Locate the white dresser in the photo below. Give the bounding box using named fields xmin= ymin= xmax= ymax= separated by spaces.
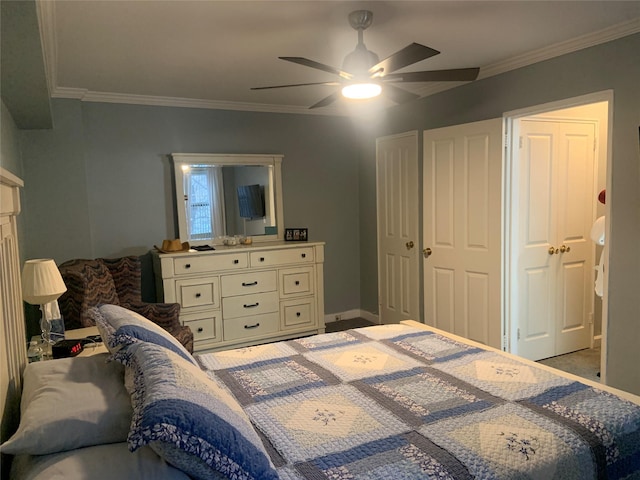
xmin=152 ymin=242 xmax=325 ymax=352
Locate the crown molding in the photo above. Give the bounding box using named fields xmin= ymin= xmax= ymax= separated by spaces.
xmin=479 ymin=17 xmax=640 ymax=79
xmin=415 ymin=17 xmax=640 ymax=98
xmin=35 ymin=0 xmax=57 ymax=96
xmin=46 ymin=15 xmax=639 ymax=115
xmin=50 ymin=86 xmax=347 ymax=116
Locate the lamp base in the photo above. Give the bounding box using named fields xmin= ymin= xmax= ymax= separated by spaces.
xmin=39 ymin=306 xmax=54 ymax=359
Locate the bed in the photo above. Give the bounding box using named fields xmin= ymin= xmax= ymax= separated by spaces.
xmin=2 ymin=304 xmax=639 ymax=480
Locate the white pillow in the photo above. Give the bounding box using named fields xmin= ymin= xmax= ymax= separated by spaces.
xmin=10 ymin=443 xmax=192 ymax=480
xmin=0 ymin=353 xmax=132 ymax=455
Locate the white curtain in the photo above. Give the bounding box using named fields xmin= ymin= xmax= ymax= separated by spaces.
xmin=186 ymin=166 xmax=226 ymax=240
xmin=208 ymin=166 xmax=226 ymax=239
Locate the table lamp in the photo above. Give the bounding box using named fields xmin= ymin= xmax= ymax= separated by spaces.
xmin=21 ymin=259 xmax=67 ymax=345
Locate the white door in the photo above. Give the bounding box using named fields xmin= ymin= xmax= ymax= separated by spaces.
xmin=515 ymin=119 xmax=595 ymax=360
xmin=423 ymin=119 xmax=503 ymax=348
xmin=376 ymin=131 xmax=420 ymax=324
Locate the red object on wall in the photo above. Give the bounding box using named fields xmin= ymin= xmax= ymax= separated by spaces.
xmin=598 ymin=189 xmax=606 ymax=204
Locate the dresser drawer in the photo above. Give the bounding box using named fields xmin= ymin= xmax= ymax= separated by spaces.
xmin=182 ymin=310 xmax=222 ymax=342
xmin=281 ymin=298 xmax=316 ymax=330
xmin=173 ymin=253 xmax=248 ymax=275
xmin=222 ymin=291 xmax=279 ymax=319
xmin=175 ymin=277 xmax=220 ymax=309
xmin=221 ymin=270 xmax=277 ymax=297
xmin=223 ymin=312 xmax=279 ymax=342
xmin=279 ymin=266 xmax=314 ymax=297
xmin=249 ymin=247 xmax=314 ymax=267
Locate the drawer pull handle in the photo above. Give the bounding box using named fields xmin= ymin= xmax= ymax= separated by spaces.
xmin=233 ymin=259 xmax=239 ymax=264
xmin=242 ymin=281 xmax=258 ymax=287
xmin=197 ymin=327 xmax=204 ymax=333
xmin=295 ymin=280 xmax=300 ymax=285
xmin=296 ymin=312 xmax=301 ymax=317
xmin=195 ymin=293 xmax=201 ymax=298
xmin=243 ymin=302 xmax=260 ymax=308
xmin=259 ymin=257 xmax=265 ymax=262
xmin=301 ymin=253 xmax=306 ymax=258
xmin=244 ymin=323 xmax=260 ymax=329
xmin=185 ymin=264 xmax=191 ymax=269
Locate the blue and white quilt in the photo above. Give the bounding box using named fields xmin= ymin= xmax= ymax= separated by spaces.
xmin=197 ymin=324 xmax=640 ymax=479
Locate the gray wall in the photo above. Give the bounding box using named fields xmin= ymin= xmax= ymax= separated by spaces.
xmin=1 ymin=101 xmax=22 ymax=177
xmin=0 ymin=100 xmax=27 ymax=268
xmin=358 ymin=34 xmax=640 ymax=395
xmin=19 ymin=99 xmax=362 ymax=316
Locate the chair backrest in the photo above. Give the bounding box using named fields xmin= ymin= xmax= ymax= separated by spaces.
xmin=100 ymin=256 xmax=142 ymax=305
xmin=58 ymin=258 xmax=120 ymax=329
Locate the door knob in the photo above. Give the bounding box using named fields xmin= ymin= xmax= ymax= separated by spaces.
xmin=548 ymin=246 xmax=559 ymax=255
xmin=559 ymin=244 xmax=571 ymax=253
xmin=406 ymin=241 xmax=415 ymax=250
xmin=423 ymin=247 xmax=432 ymax=258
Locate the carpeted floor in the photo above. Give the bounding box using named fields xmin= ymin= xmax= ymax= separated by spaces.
xmin=537 ymin=347 xmax=601 ymax=383
xmin=325 ymin=317 xmax=376 ymax=333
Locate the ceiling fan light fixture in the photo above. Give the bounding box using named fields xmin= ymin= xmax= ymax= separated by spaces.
xmin=342 ymin=82 xmax=382 ymax=100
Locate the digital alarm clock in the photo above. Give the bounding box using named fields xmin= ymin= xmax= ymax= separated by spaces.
xmin=52 ymin=339 xmax=84 ymax=359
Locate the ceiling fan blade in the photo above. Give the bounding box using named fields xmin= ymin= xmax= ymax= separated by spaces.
xmin=251 ymin=81 xmax=341 ymax=90
xmin=382 ymin=84 xmax=420 ymax=104
xmin=280 ymin=57 xmax=353 ymax=80
xmin=384 ymin=67 xmax=480 ymax=83
xmin=309 ymin=91 xmax=341 ymax=109
xmin=369 ymin=43 xmax=440 ymax=77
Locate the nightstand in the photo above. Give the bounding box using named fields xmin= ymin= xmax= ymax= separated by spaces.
xmin=66 ymin=326 xmax=108 ymax=357
xmin=31 ymin=326 xmax=108 ymax=359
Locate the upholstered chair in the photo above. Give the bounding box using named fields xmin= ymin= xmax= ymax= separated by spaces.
xmin=58 ymin=256 xmax=194 ymax=353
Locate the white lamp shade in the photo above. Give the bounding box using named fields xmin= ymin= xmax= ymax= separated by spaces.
xmin=21 ymin=259 xmax=67 ymax=305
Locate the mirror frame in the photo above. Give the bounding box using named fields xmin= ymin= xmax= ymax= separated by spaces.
xmin=172 ymin=153 xmax=284 ymax=244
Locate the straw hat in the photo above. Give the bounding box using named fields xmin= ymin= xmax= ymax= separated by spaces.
xmin=154 ymin=239 xmax=190 ymax=253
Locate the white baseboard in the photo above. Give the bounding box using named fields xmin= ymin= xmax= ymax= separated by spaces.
xmin=324 ymin=309 xmax=380 ymax=325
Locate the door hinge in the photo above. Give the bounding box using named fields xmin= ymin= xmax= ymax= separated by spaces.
xmin=594 ymin=138 xmax=597 ymax=151
xmin=517 ymin=328 xmax=521 ymax=340
xmin=504 ymin=132 xmax=509 ymax=149
xmin=502 ymin=334 xmax=509 ymax=351
xmin=519 ymin=136 xmax=523 ymax=149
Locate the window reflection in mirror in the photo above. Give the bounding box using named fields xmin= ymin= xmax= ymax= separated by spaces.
xmin=172 ymin=154 xmax=284 ymax=245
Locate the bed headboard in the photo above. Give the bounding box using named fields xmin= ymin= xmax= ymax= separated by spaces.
xmin=0 ymin=167 xmax=27 ymax=469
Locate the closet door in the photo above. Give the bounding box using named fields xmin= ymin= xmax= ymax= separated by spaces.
xmin=423 ymin=119 xmax=503 ymax=348
xmin=376 ymin=132 xmax=420 ymax=324
xmin=516 ymin=120 xmax=595 ymax=360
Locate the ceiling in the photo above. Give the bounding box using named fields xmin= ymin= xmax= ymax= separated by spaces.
xmin=23 ymin=1 xmax=640 ymax=117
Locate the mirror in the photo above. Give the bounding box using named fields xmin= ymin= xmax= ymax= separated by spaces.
xmin=172 ymin=154 xmax=284 ymax=244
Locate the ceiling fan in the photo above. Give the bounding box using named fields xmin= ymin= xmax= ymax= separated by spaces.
xmin=251 ymin=10 xmax=480 ymax=109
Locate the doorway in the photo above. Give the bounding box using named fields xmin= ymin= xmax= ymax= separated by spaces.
xmin=504 ymin=93 xmax=610 ymax=378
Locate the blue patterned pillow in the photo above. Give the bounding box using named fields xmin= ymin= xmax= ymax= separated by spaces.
xmin=114 ymin=342 xmax=278 ymax=480
xmin=94 ymin=304 xmax=196 ymax=365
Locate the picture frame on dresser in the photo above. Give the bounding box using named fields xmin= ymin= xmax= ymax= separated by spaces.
xmin=284 ymin=228 xmax=308 ymax=241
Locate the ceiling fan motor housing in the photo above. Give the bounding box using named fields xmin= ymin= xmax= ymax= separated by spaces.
xmin=342 ymin=45 xmax=379 ymax=75
xmin=343 ymin=10 xmax=379 ymax=75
